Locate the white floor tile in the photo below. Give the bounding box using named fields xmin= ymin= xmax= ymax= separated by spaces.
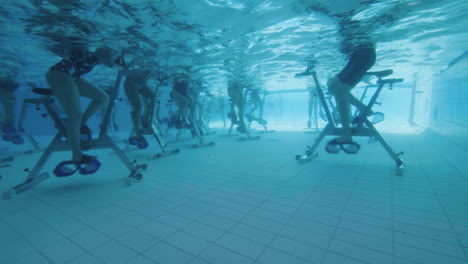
xmin=166 ymin=231 xmax=211 ymax=255
xmin=328 ymin=239 xmax=393 ymax=264
xmin=0 ymin=238 xmax=36 ymax=264
xmin=116 ymin=229 xmax=160 ymax=253
xmin=215 ymin=232 xmax=265 ymax=260
xmin=269 ymin=235 xmax=326 ymax=263
xmin=2 ymin=131 xmax=468 ymax=264
xmin=182 ymin=221 xmax=225 ymax=242
xmin=199 ymin=244 xmax=253 ymax=264
xmin=229 ymin=223 xmax=276 ymax=245
xmin=137 ymin=220 xmax=178 ymax=240
xmin=67 ymin=253 xmax=104 ymax=264
xmin=40 ymin=238 xmax=86 ymax=264
xmin=322 ymin=252 xmax=366 ymax=264
xmin=90 ymin=240 xmax=138 ymax=264
xmin=257 ymin=247 xmax=311 ymax=264
xmin=144 ymin=242 xmax=193 ymax=264
xmin=10 ymin=252 xmax=52 ymax=264
xmin=69 ymin=228 xmax=111 ymax=251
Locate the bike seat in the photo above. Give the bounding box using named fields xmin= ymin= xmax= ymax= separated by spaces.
xmin=365 ymin=70 xmax=393 ymax=78
xmin=379 ymin=78 xmax=404 ymax=85
xmin=33 ymin=88 xmax=53 ymax=96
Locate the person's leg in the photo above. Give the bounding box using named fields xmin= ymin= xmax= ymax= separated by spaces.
xmin=338 ymin=48 xmax=377 ymax=118
xmin=328 ymin=76 xmax=353 ymax=142
xmin=347 ymin=93 xmax=378 ymax=118
xmin=347 ymin=93 xmax=367 ymax=113
xmin=221 ymin=108 xmax=226 ymax=127
xmin=169 ymin=91 xmax=180 ymax=119
xmin=124 ymin=81 xmax=143 ymax=136
xmin=0 ymin=88 xmax=16 ymax=128
xmin=97 ymin=88 xmax=117 ymax=134
xmin=186 ymin=95 xmax=195 ymax=123
xmin=171 ymin=90 xmax=190 ymax=122
xmin=227 ymin=89 xmax=239 ymax=123
xmin=140 ymin=85 xmax=155 ymax=126
xmin=188 ymin=96 xmax=200 ymax=136
xmin=249 ymin=92 xmax=261 ymax=117
xmin=236 ymin=90 xmax=247 ymax=133
xmin=328 ymin=47 xmax=376 ymax=142
xmin=237 ymin=90 xmax=246 ymax=125
xmin=249 ymin=101 xmax=259 ymax=117
xmin=46 ymin=71 xmax=83 ymax=161
xmin=78 ymin=79 xmax=109 ymax=126
xmin=140 ymin=84 xmax=155 ymax=100
xmin=218 ymin=97 xmax=226 ymax=127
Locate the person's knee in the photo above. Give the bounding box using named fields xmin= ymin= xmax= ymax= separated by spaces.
xmin=97 ymin=91 xmax=109 ymax=106
xmin=131 ymin=101 xmax=142 ymax=114
xmin=141 ymin=86 xmax=154 ymax=98
xmin=329 ymin=76 xmax=352 ymax=98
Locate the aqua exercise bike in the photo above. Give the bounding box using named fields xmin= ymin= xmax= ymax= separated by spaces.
xmin=126 ymin=85 xmax=180 ymax=159
xmin=3 ymin=70 xmax=147 ymax=200
xmin=295 ymin=70 xmax=404 ymax=175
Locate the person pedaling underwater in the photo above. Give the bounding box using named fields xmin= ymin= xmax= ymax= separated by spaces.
xmin=227 ymin=79 xmax=247 ymax=133
xmin=0 ymin=76 xmax=25 ymax=145
xmin=245 ymin=88 xmax=267 ymax=125
xmin=326 ymin=17 xmax=384 ymax=154
xmin=123 ymin=68 xmax=155 ymax=149
xmin=46 ymin=43 xmax=124 ymax=177
xmin=216 ymin=91 xmax=227 ymax=128
xmin=170 ymin=77 xmax=194 ymax=130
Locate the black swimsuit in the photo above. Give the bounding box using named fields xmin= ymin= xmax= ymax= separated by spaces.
xmin=337 ymin=17 xmax=376 ymax=87
xmin=49 ymin=48 xmax=100 ymax=81
xmin=173 ymin=80 xmax=189 ymax=96
xmin=0 ymin=79 xmax=19 ymax=92
xmin=338 ymin=45 xmax=376 ymax=87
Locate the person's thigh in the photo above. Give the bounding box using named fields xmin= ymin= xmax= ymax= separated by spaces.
xmin=171 ymin=90 xmax=189 ymax=107
xmin=139 ymin=84 xmax=154 ymax=99
xmin=124 ymin=82 xmax=142 ymax=110
xmin=46 ymin=71 xmax=81 ymax=118
xmin=78 ymin=79 xmax=108 ymax=102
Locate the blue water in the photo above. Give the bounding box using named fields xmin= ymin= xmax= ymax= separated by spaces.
xmin=1 ymin=1 xmax=468 ymax=264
